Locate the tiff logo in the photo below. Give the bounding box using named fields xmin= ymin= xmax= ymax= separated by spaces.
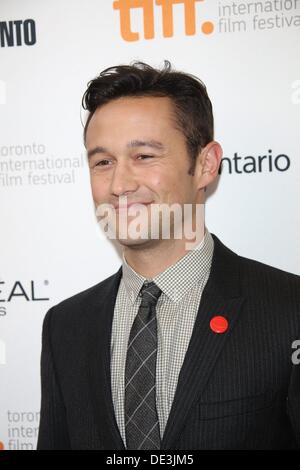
xmin=113 ymin=0 xmax=214 ymax=41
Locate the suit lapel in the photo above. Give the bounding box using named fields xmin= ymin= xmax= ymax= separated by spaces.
xmin=161 ymin=234 xmax=245 ymax=449
xmin=87 ymin=267 xmax=125 ymax=450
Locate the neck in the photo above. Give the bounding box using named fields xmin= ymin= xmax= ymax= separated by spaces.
xmin=123 ymin=228 xmax=206 ymax=278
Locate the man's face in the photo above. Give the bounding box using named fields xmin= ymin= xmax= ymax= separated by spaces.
xmin=85 ymin=96 xmax=203 ymax=247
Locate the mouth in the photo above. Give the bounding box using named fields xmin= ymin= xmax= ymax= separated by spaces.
xmin=114 ymin=201 xmax=153 ymax=210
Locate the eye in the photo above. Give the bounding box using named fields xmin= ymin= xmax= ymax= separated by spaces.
xmin=137 ymin=154 xmax=154 ymax=160
xmin=95 ymin=159 xmax=111 ymax=167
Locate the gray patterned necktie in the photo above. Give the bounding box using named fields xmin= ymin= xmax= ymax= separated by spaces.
xmin=125 ymin=280 xmax=162 ymax=450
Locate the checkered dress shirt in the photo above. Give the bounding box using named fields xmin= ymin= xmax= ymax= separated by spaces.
xmin=110 ymin=228 xmax=214 ymax=446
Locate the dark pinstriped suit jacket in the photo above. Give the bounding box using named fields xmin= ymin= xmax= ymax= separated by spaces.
xmin=37 ymin=233 xmax=300 ymax=449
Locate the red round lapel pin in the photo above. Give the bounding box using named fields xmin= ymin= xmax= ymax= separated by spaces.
xmin=210 ymin=316 xmax=228 ymax=334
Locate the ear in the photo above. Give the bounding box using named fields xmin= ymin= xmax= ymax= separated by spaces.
xmin=194 ymin=141 xmax=223 ymax=190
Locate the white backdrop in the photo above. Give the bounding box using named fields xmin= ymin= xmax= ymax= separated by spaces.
xmin=0 ymin=0 xmax=299 ymax=450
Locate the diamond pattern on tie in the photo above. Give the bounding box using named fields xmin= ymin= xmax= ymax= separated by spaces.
xmin=125 ymin=281 xmax=162 ymax=450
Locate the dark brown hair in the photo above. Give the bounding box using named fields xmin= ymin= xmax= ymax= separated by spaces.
xmin=82 ymin=60 xmax=214 ymax=175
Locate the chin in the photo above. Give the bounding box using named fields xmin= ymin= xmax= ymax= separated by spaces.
xmin=116 ymin=234 xmax=157 ymax=248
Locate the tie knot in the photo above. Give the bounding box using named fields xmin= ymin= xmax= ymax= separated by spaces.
xmin=140 ymin=281 xmax=162 ymax=306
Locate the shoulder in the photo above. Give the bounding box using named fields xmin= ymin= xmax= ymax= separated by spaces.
xmin=236 ymin=251 xmax=300 ymax=330
xmin=42 ymin=267 xmax=122 ymax=331
xmin=55 ymin=268 xmax=121 ymax=310
xmin=238 ymin=252 xmax=300 ymax=294
xmin=212 ymin=232 xmax=300 ymax=290
xmin=212 ymin=233 xmax=300 ymax=322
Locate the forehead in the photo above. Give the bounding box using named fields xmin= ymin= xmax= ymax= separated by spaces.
xmin=85 ymin=96 xmax=179 ymax=146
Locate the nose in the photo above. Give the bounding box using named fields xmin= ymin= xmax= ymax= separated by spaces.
xmin=110 ymin=159 xmax=138 ymax=197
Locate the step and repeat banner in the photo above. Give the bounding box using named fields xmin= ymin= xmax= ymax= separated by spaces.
xmin=0 ymin=0 xmax=299 ymax=450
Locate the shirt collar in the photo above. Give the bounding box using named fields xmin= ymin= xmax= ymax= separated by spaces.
xmin=121 ymin=227 xmax=214 ymax=304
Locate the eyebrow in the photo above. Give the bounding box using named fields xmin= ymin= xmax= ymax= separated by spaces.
xmin=87 ymin=139 xmax=166 ymax=160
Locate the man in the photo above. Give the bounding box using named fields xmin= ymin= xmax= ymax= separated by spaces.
xmin=37 ymin=60 xmax=300 ymax=450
